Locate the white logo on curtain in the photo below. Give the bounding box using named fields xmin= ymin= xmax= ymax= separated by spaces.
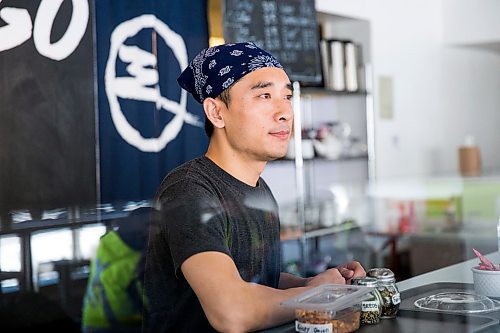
xmin=105 ymin=14 xmax=202 ymax=152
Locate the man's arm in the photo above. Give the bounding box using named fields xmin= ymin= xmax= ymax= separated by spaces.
xmin=278 ymin=272 xmax=310 ymax=289
xmin=182 ymin=251 xmax=346 ymax=333
xmin=278 ymin=260 xmax=366 ymax=289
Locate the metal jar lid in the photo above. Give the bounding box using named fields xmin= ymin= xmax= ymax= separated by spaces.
xmin=367 ymin=268 xmax=395 ymax=282
xmin=352 ymin=276 xmax=379 ymax=287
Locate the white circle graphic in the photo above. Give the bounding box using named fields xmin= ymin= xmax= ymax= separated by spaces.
xmin=105 ymin=14 xmax=200 ymax=152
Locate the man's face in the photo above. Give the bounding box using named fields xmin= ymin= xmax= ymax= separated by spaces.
xmin=220 ymin=67 xmax=293 ymax=162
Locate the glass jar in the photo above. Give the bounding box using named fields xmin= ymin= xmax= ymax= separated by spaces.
xmin=366 ymin=268 xmax=401 ymax=318
xmin=352 ymin=277 xmax=383 ymax=324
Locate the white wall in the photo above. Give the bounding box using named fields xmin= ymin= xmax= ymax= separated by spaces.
xmin=442 ymin=0 xmax=500 ymax=45
xmin=316 ymin=0 xmax=500 ymax=179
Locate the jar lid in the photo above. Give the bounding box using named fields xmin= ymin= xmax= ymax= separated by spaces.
xmin=352 ymin=276 xmax=378 ymax=287
xmin=367 ymin=268 xmax=395 ymax=282
xmin=414 ymin=292 xmax=500 ymax=314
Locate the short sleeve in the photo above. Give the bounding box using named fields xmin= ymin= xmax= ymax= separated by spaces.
xmin=155 ymin=178 xmax=231 ymax=275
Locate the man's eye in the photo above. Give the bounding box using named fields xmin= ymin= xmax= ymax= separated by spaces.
xmin=285 ymin=95 xmax=293 ymax=101
xmin=259 ymin=93 xmax=271 ymax=99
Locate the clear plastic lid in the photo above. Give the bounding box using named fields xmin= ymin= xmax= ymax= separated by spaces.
xmin=281 ymin=284 xmax=374 ymax=312
xmin=414 ymin=292 xmax=500 ymax=314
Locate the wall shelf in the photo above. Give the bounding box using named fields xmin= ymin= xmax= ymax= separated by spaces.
xmin=263 ymin=11 xmax=375 ymax=276
xmin=273 ymin=154 xmax=369 ymax=163
xmin=280 ymin=222 xmax=359 ymax=242
xmin=301 ymin=87 xmax=368 ymax=97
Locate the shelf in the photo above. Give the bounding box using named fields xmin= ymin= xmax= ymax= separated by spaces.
xmin=301 ymin=86 xmax=368 ymax=97
xmin=309 ymin=154 xmax=369 ymax=162
xmin=273 ymin=154 xmax=368 ymax=163
xmin=280 ymin=223 xmax=358 ymax=242
xmin=271 ymin=10 xmax=374 ymax=276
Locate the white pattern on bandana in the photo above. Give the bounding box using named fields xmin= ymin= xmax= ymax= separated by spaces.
xmin=248 ymin=55 xmax=282 ymax=71
xmin=230 ymin=50 xmax=243 ymax=56
xmin=218 ymin=65 xmax=232 ymax=76
xmin=222 ymin=77 xmax=234 ymax=89
xmin=191 ymin=52 xmax=209 ymax=102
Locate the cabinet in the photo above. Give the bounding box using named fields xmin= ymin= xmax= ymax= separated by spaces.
xmin=262 ymin=12 xmax=375 ymax=275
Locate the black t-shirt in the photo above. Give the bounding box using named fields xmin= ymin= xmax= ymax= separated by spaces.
xmin=143 ymin=156 xmax=281 ymax=333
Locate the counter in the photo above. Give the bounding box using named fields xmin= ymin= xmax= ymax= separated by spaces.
xmin=262 ymin=251 xmax=500 ymax=332
xmin=398 ymin=251 xmax=499 ymax=292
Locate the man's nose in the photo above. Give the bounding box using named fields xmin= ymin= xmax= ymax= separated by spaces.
xmin=276 ymin=101 xmax=293 ymax=122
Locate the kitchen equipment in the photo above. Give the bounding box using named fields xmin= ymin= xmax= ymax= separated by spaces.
xmin=313 ymin=122 xmax=352 ymax=160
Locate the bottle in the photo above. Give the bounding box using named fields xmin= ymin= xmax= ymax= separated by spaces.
xmin=497 ymin=219 xmax=500 ymax=254
xmin=367 ymin=268 xmax=400 ymax=319
xmin=458 ymin=135 xmax=481 ymax=177
xmin=397 ymin=202 xmax=409 ymax=233
xmin=352 ymin=277 xmax=383 ymax=324
xmin=496 ymin=197 xmax=500 ymax=253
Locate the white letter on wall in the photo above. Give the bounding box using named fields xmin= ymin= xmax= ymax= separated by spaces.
xmin=0 ymin=5 xmax=32 ymax=52
xmin=33 ymin=0 xmax=89 ymax=61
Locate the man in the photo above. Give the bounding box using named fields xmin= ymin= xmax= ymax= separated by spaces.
xmin=144 ymin=42 xmax=365 ymax=333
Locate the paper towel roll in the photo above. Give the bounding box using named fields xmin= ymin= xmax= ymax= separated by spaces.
xmin=330 ymin=40 xmax=345 ymax=91
xmin=459 ymin=146 xmax=481 ymax=177
xmin=344 ymin=42 xmax=358 ymax=92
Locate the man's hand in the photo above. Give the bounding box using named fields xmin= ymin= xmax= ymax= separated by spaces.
xmin=305 ymin=261 xmax=365 ymax=287
xmin=336 ymin=261 xmax=366 ymax=284
xmin=305 ymin=267 xmax=346 ymax=287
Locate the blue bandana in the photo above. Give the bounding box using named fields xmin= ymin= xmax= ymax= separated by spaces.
xmin=177 ymin=42 xmax=283 ymax=103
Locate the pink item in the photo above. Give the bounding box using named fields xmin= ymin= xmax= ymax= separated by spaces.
xmin=473 ymin=248 xmax=500 ymax=271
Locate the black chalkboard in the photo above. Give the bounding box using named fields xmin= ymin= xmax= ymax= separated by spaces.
xmin=0 ymin=0 xmax=97 ymax=222
xmin=223 ymin=0 xmax=322 ymax=85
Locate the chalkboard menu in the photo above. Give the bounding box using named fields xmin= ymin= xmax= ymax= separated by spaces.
xmin=223 ymin=0 xmax=322 ymax=85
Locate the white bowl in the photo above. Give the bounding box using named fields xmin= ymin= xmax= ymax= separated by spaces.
xmin=471 ymin=266 xmax=500 ymax=298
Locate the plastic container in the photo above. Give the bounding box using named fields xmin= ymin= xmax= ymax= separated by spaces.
xmin=281 ymin=284 xmax=374 ymax=333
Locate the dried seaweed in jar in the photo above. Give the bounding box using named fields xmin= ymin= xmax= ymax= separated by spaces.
xmin=352 ymin=276 xmax=383 ymax=325
xmin=360 ymin=295 xmax=382 ymax=324
xmin=378 ymin=286 xmax=400 ymax=318
xmin=367 ymin=268 xmax=401 ymax=319
xmin=360 ymin=309 xmax=380 ymax=325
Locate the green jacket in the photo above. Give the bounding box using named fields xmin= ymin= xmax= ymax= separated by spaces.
xmin=82 ymin=230 xmax=144 ymax=331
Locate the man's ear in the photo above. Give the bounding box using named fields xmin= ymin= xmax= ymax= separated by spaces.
xmin=203 ymin=97 xmax=225 ymax=129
